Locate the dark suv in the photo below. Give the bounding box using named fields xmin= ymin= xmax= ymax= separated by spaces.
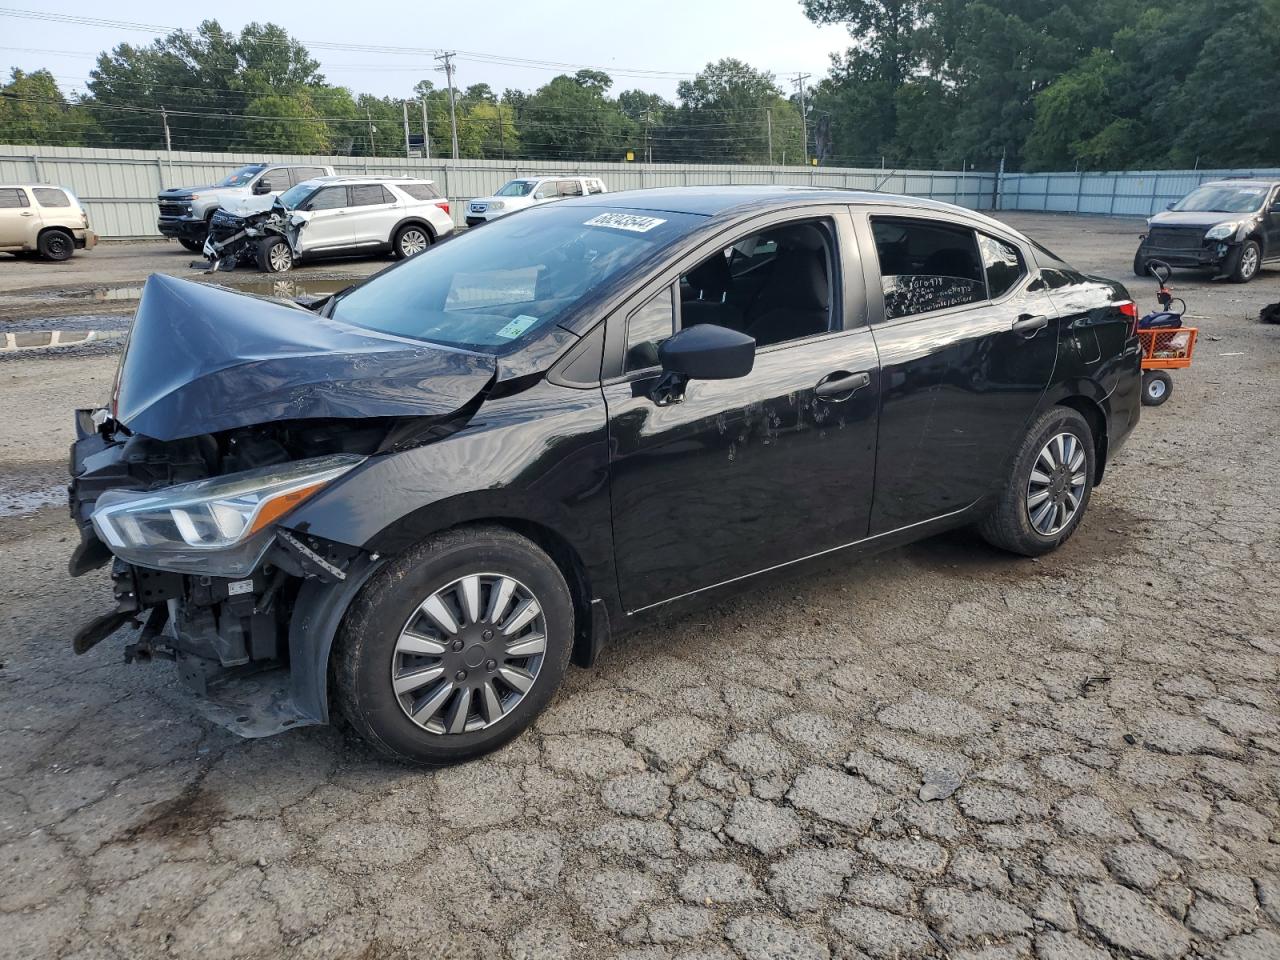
xmin=68 ymin=187 xmax=1143 ymax=765
xmin=1135 ymin=179 xmax=1280 ymax=282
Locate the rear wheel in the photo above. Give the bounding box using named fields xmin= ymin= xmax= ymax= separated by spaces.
xmin=38 ymin=229 xmax=74 ymax=261
xmin=1141 ymin=370 xmax=1172 ymax=406
xmin=333 ymin=525 xmax=573 ymax=766
xmin=393 ymin=223 xmax=431 ymax=259
xmin=1229 ymin=239 xmax=1261 ymax=283
xmin=979 ymin=406 xmax=1096 ymax=557
xmin=256 ymin=237 xmax=293 ymax=273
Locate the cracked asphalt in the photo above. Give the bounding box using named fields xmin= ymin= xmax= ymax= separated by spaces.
xmin=2 ymin=213 xmax=1279 ymax=960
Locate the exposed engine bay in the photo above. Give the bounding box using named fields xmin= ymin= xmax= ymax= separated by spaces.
xmin=202 ymin=203 xmax=303 ymax=271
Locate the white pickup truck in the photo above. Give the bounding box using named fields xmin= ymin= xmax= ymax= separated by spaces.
xmin=156 ymin=163 xmax=335 ymax=251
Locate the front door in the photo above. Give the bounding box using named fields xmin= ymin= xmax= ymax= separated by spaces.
xmin=855 ymin=212 xmax=1060 ymax=534
xmin=298 ymin=185 xmax=354 ymax=251
xmin=1264 ymin=187 xmax=1280 ymax=258
xmin=0 ymin=188 xmax=35 ymax=246
xmin=604 ymin=211 xmax=880 ymax=613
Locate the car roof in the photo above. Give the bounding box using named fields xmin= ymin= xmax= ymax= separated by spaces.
xmin=1200 ymin=179 xmax=1280 ymax=188
xmin=301 ymin=175 xmax=434 ymax=186
xmin=558 ymin=184 xmax=1011 ymax=231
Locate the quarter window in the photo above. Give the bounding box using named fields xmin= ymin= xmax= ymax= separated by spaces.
xmin=0 ymin=188 xmax=29 ymax=208
xmin=398 ymin=182 xmax=442 ymax=201
xmin=978 ymin=234 xmax=1026 ymax=299
xmin=871 ymin=218 xmax=986 ymax=320
xmin=587 ymin=180 xmax=605 ymax=195
xmin=625 ymin=285 xmax=674 ymax=372
xmin=33 ymin=188 xmax=71 ymax=207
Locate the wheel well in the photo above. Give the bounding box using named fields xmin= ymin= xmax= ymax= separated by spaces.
xmin=1057 ymin=396 xmax=1108 ymax=485
xmin=38 ymin=225 xmax=73 ymax=242
xmin=394 ymin=218 xmax=435 ymax=241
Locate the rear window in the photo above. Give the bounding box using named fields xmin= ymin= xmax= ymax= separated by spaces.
xmin=33 ymin=188 xmax=71 ymax=208
xmin=398 ymin=182 xmax=441 ymax=201
xmin=329 ymin=204 xmax=704 ymax=355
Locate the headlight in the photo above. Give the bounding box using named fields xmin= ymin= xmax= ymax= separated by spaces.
xmin=488 ymin=200 xmax=505 ymax=210
xmin=1205 ymin=222 xmax=1239 ymax=241
xmin=91 ymin=454 xmax=364 ymax=576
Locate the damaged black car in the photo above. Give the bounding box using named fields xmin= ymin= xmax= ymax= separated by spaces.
xmin=69 ymin=187 xmax=1142 ymax=765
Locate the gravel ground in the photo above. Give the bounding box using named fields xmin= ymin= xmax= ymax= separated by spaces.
xmin=1 ymin=213 xmax=1278 ymax=960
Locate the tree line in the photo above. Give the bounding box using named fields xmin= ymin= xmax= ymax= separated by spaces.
xmin=2 ymin=2 xmax=1278 ymax=171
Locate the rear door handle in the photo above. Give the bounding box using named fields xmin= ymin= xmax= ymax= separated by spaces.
xmin=815 ymin=370 xmax=872 ymax=400
xmin=1013 ymin=314 xmax=1049 ymax=338
xmin=20 ymin=211 xmax=33 ymax=217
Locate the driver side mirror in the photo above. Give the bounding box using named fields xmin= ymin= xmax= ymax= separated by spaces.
xmin=254 ymin=179 xmax=273 ymax=195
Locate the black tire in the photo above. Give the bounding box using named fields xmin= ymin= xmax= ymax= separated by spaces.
xmin=178 ymin=237 xmax=204 ymax=253
xmin=1132 ymin=250 xmax=1150 ymax=278
xmin=1229 ymin=239 xmax=1261 ymax=283
xmin=332 ymin=525 xmax=574 ymax=766
xmin=1141 ymin=370 xmax=1172 ymax=407
xmin=392 ymin=223 xmax=432 ymax=260
xmin=256 ymin=237 xmax=293 ymax=273
xmin=979 ymin=406 xmax=1096 ymax=557
xmin=38 ymin=229 xmax=74 ymax=261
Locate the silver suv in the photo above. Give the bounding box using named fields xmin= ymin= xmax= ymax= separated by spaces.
xmin=156 ymin=163 xmax=335 ymax=251
xmin=466 ymin=176 xmax=607 ymax=226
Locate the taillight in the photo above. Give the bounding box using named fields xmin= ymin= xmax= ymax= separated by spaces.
xmin=1118 ymin=300 xmax=1138 ymax=337
xmin=435 ymin=200 xmax=450 ymax=216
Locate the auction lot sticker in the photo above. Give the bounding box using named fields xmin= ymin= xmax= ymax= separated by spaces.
xmin=584 ymin=213 xmax=667 ymax=233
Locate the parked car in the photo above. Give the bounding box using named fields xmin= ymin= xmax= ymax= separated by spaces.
xmin=465 ymin=175 xmax=606 ymax=226
xmin=1134 ymin=179 xmax=1280 ymax=283
xmin=203 ymin=176 xmax=453 ymax=272
xmin=156 ymin=163 xmax=336 ymax=251
xmin=67 ymin=186 xmax=1141 ymax=764
xmin=0 ymin=184 xmax=97 ymax=261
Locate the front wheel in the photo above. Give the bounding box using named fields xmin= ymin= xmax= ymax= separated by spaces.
xmin=256 ymin=237 xmax=293 ymax=273
xmin=1141 ymin=370 xmax=1172 ymax=406
xmin=392 ymin=224 xmax=432 ymax=259
xmin=178 ymin=237 xmax=204 ymax=253
xmin=332 ymin=525 xmax=573 ymax=766
xmin=1133 ymin=250 xmax=1150 ymax=278
xmin=979 ymin=406 xmax=1096 ymax=557
xmin=1229 ymin=239 xmax=1261 ymax=283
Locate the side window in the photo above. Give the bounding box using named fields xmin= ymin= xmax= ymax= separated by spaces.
xmin=534 ymin=181 xmax=558 ymax=200
xmin=294 ymin=167 xmax=327 ymax=182
xmin=587 ymin=180 xmax=604 ymax=195
xmin=0 ymin=188 xmax=30 ymax=208
xmin=978 ymin=234 xmax=1026 ymax=300
xmin=559 ymin=180 xmax=584 ymax=197
xmin=306 ymin=186 xmax=347 ymax=211
xmin=263 ymin=168 xmax=293 ymax=190
xmin=678 ymin=220 xmax=833 ymax=348
xmin=33 ymin=188 xmax=71 ymax=207
xmin=350 ymin=184 xmax=390 ymax=206
xmin=871 ymin=218 xmax=986 ymax=320
xmin=624 ymin=285 xmax=675 ymax=373
xmin=398 ymin=182 xmax=441 ymax=201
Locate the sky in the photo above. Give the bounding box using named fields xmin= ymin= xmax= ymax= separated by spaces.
xmin=0 ymin=1 xmax=854 ymax=101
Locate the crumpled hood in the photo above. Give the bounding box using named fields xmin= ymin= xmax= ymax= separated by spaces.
xmin=113 ymin=275 xmax=496 ymax=442
xmin=1147 ymin=210 xmax=1253 ymax=229
xmin=221 ymin=195 xmax=284 ymax=218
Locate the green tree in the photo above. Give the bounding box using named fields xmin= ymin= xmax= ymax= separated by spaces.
xmin=0 ymin=68 xmax=97 ymax=146
xmin=671 ymin=59 xmax=800 ymax=163
xmin=518 ymin=72 xmax=633 ymax=161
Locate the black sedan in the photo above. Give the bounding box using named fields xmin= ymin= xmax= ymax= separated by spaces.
xmin=68 ymin=186 xmax=1143 ymax=764
xmin=1135 ymin=179 xmax=1280 ymax=283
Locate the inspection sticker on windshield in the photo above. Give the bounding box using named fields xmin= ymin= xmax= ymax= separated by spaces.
xmin=584 ymin=212 xmax=667 ymax=233
xmin=495 ymin=315 xmax=539 ymax=339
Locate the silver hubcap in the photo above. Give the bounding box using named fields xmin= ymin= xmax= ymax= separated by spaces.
xmin=1241 ymin=246 xmax=1259 ymax=277
xmin=269 ymin=244 xmax=291 ymax=272
xmin=399 ymin=230 xmax=428 ymax=256
xmin=1026 ymin=432 xmax=1087 ymax=536
xmin=391 ymin=573 xmax=546 ymax=735
xmin=1147 ymin=378 xmax=1167 ymax=399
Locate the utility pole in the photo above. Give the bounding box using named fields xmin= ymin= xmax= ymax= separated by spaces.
xmin=366 ymin=107 xmax=376 ymax=157
xmin=420 ymin=99 xmax=431 ymax=160
xmin=402 ymin=100 xmax=411 ymax=159
xmin=641 ymin=109 xmax=652 ymax=163
xmin=766 ymin=108 xmax=773 ymax=165
xmin=434 ymin=51 xmax=460 ymax=160
xmin=160 ymin=106 xmax=173 ymax=182
xmin=792 ymin=74 xmax=811 ymax=166
xmin=498 ymin=103 xmax=506 ymax=160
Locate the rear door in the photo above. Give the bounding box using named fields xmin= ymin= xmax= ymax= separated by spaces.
xmin=0 ymin=188 xmax=34 ymax=246
xmin=1265 ymin=186 xmax=1280 ymax=258
xmin=604 ymin=208 xmax=880 ymax=613
xmin=854 ymin=211 xmax=1060 ymax=534
xmin=346 ymin=184 xmax=398 ymax=246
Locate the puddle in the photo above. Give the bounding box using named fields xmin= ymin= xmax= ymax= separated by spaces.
xmin=0 ymin=329 xmax=125 ymax=352
xmin=0 ymin=483 xmax=65 ymax=518
xmin=49 ymin=277 xmax=354 ymax=304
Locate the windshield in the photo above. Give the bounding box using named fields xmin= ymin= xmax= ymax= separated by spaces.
xmin=495 ymin=180 xmax=535 ymax=197
xmin=216 ymin=164 xmax=267 ymax=188
xmin=1172 ymin=185 xmax=1268 ymax=214
xmin=277 ymin=181 xmax=318 ymax=210
xmin=329 ymin=204 xmax=703 ymax=354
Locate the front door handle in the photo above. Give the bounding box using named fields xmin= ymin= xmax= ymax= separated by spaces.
xmin=815 ymin=370 xmax=872 ymax=400
xmin=1013 ymin=314 xmax=1049 ymax=338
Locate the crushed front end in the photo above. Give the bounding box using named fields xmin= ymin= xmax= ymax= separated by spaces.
xmin=202 ymin=204 xmax=302 ymax=271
